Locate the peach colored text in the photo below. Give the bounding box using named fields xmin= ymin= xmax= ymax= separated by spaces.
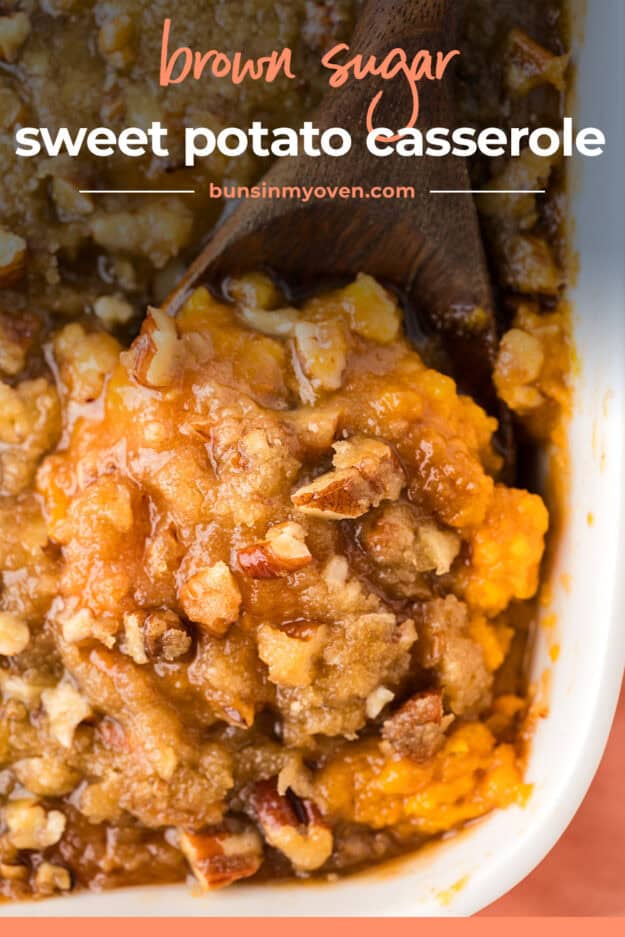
xmin=160 ymin=18 xmax=295 ymax=86
xmin=321 ymin=43 xmax=461 ymax=134
xmin=159 ymin=20 xmax=460 ymax=135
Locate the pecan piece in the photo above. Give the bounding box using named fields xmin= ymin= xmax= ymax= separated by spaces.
xmin=178 ymin=561 xmax=242 ymax=636
xmin=4 ymin=800 xmax=66 ymax=850
xmin=382 ymin=689 xmax=454 ymax=762
xmin=129 ymin=307 xmax=180 ymax=388
xmin=97 ymin=14 xmax=136 ymax=71
xmin=13 ymin=755 xmax=79 ymax=797
xmin=122 ymin=608 xmax=192 ymax=663
xmin=239 ymin=305 xmax=299 ymax=338
xmin=0 ymin=863 xmax=28 ymax=882
xmin=419 ymin=596 xmax=493 ymax=717
xmin=34 ymin=862 xmax=72 ymax=895
xmin=360 ymin=503 xmax=461 ymax=598
xmin=0 ymin=611 xmax=30 ymax=657
xmin=505 ymin=28 xmax=569 ymax=97
xmin=247 ymin=778 xmax=333 ymax=872
xmin=144 ymin=608 xmax=192 ymax=660
xmin=41 ymin=682 xmax=93 ymax=748
xmin=499 ymin=234 xmax=563 ymax=296
xmin=494 ymin=327 xmax=546 ymax=412
xmin=365 ymin=685 xmax=395 ymax=719
xmin=257 ymin=621 xmax=327 ymax=688
xmin=94 ymin=294 xmax=135 ymax=329
xmin=179 ymin=820 xmax=263 ymax=890
xmin=292 ymin=436 xmax=405 ymax=520
xmin=291 ymin=319 xmax=347 ymax=403
xmin=284 ymin=404 xmax=341 ymax=455
xmin=0 ymin=311 xmax=36 ymax=376
xmin=0 ymin=12 xmax=31 ymax=63
xmin=0 ymin=228 xmax=27 ymax=287
xmin=51 ymin=178 xmax=94 ymax=222
xmin=237 ymin=522 xmax=312 ymax=579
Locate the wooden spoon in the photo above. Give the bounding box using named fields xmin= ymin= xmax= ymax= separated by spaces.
xmin=166 ymin=0 xmax=499 ymax=405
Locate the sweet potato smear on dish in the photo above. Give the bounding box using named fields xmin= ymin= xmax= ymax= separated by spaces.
xmin=0 ymin=274 xmax=548 ymax=896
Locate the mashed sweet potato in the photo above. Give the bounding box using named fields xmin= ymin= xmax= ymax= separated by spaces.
xmin=1 ymin=274 xmax=548 ymax=895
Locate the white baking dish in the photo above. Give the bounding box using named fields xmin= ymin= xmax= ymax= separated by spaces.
xmin=4 ymin=0 xmax=625 ymax=918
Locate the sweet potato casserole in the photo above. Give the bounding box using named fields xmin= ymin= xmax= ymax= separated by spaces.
xmin=0 ymin=1 xmax=570 ymax=899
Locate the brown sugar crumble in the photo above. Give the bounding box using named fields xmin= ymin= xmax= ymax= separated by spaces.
xmin=0 ymin=0 xmax=571 ymax=900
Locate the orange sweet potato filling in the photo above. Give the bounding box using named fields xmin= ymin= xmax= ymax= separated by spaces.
xmin=25 ymin=276 xmax=549 ymax=885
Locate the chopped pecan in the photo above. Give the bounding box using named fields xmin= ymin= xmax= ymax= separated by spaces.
xmin=257 ymin=621 xmax=327 ymax=688
xmin=340 ymin=273 xmax=401 ymax=343
xmin=360 ymin=504 xmax=461 ymax=598
xmin=0 ymin=611 xmax=30 ymax=657
xmin=41 ymin=681 xmax=93 ymax=748
xmin=418 ymin=596 xmax=493 ymax=717
xmin=4 ymin=800 xmax=66 ymax=850
xmin=0 ymin=673 xmax=47 ymax=707
xmin=365 ymin=685 xmax=395 ymax=720
xmin=96 ymin=717 xmax=132 ymax=754
xmin=34 ymin=862 xmax=72 ymax=895
xmin=97 ymin=14 xmax=136 ymax=71
xmin=505 ymin=28 xmax=569 ymax=96
xmin=239 ymin=305 xmax=299 ymax=338
xmin=179 ymin=820 xmax=263 ymax=890
xmin=0 ymin=311 xmax=36 ymax=376
xmin=292 ymin=436 xmax=405 ymax=519
xmin=94 ymin=294 xmax=135 ymax=330
xmin=122 ymin=608 xmax=192 ymax=663
xmin=57 ymin=604 xmax=118 ymax=648
xmin=144 ymin=608 xmax=192 ymax=660
xmin=237 ymin=522 xmax=312 ymax=579
xmin=248 ymin=778 xmax=333 ymax=872
xmin=178 ymin=561 xmax=242 ymax=636
xmin=293 ymin=467 xmax=366 ymax=519
xmin=120 ymin=611 xmax=148 ymax=664
xmin=53 ymin=323 xmax=121 ymax=404
xmin=284 ymin=404 xmax=341 ymax=455
xmin=50 ymin=178 xmax=94 ymax=221
xmin=499 ymin=234 xmax=563 ymax=296
xmin=417 ymin=523 xmax=461 ymax=576
xmin=13 ymin=755 xmax=79 ymax=797
xmin=494 ymin=328 xmax=546 ymax=412
xmin=226 ymin=272 xmax=282 ymax=311
xmin=0 ymin=12 xmax=31 ymax=63
xmin=130 ymin=307 xmax=180 ymax=388
xmin=0 ymin=228 xmax=27 ymax=287
xmin=291 ymin=320 xmax=347 ymax=403
xmin=382 ymin=689 xmax=454 ymax=762
xmin=0 ymin=863 xmax=28 ymax=882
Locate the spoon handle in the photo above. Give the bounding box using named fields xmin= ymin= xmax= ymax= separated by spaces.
xmin=307 ymin=0 xmax=459 ymax=150
xmin=353 ymin=0 xmax=452 ymax=49
xmin=166 ymin=0 xmax=498 ymax=403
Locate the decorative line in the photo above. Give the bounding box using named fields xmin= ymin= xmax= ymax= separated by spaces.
xmin=431 ymin=189 xmax=546 ymax=194
xmin=79 ymin=189 xmax=196 ymax=195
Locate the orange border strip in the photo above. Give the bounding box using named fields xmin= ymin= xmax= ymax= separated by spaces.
xmin=0 ymin=919 xmax=623 ymax=934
